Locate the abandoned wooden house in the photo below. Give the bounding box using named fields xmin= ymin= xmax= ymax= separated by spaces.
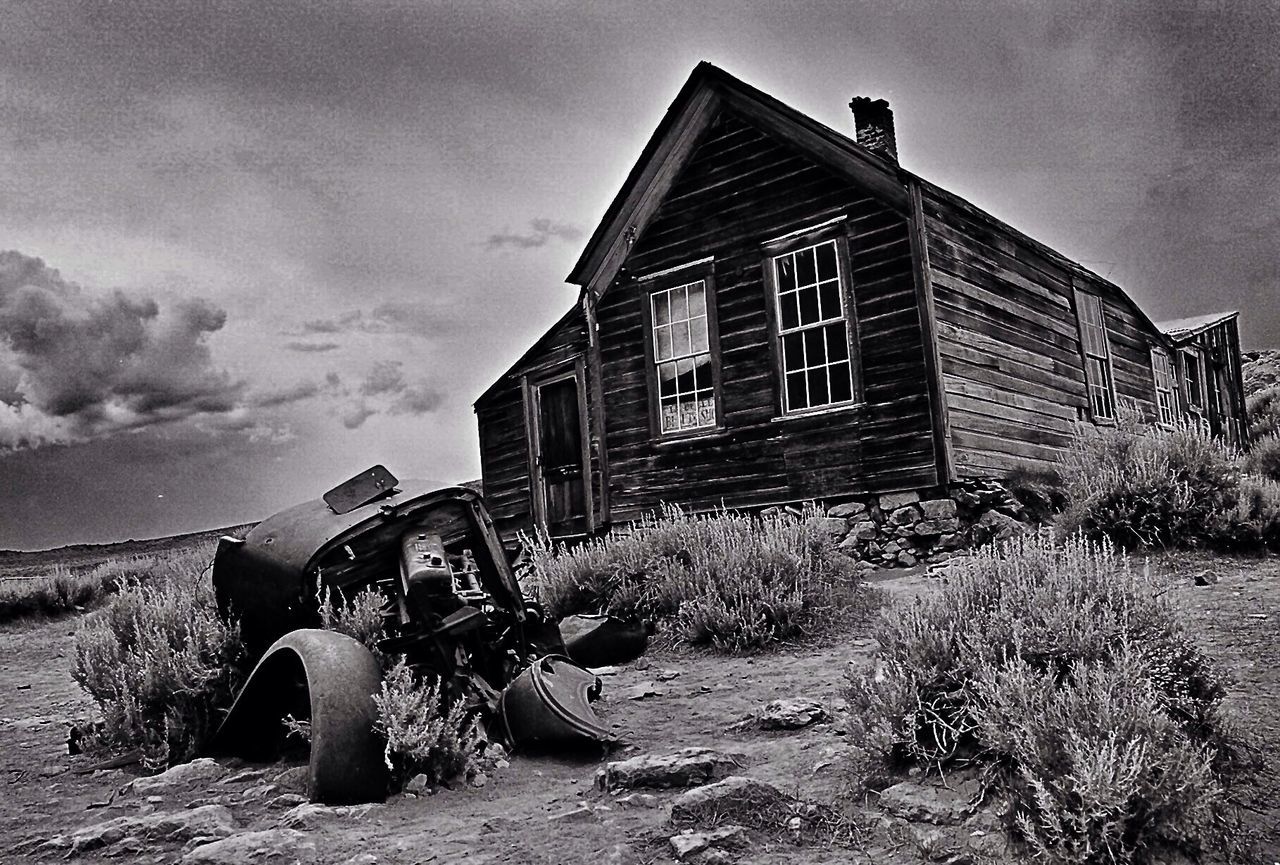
xmin=473 ymin=63 xmax=1249 ymax=542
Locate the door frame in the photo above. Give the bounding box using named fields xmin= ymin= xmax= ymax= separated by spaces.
xmin=522 ymin=357 xmax=593 ymax=537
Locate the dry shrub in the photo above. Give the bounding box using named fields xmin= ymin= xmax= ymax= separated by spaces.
xmin=846 ymin=534 xmax=1255 ymax=864
xmin=0 ymin=555 xmax=167 ymax=623
xmin=1246 ymin=384 xmax=1280 ymax=441
xmin=1243 ymin=432 xmax=1280 ymax=482
xmin=318 ymin=583 xmax=387 ymax=667
xmin=72 ymin=549 xmax=245 ymax=768
xmin=1057 ymin=407 xmax=1240 ymax=549
xmin=523 ymin=506 xmax=857 ymax=652
xmin=372 ymin=658 xmax=482 ymax=788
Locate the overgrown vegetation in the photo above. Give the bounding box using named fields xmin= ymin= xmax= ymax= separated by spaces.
xmin=523 ymin=505 xmax=859 ymax=652
xmin=318 ymin=583 xmax=388 ymax=668
xmin=0 ymin=557 xmax=163 ymax=623
xmin=847 ymin=534 xmax=1258 ymax=864
xmin=1053 ymin=405 xmax=1280 ymax=552
xmin=72 ymin=548 xmax=246 ymax=768
xmin=372 ymin=658 xmax=484 ymax=788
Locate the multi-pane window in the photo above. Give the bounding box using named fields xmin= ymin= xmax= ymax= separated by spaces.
xmin=1182 ymin=349 xmax=1204 ymax=411
xmin=772 ymin=240 xmax=855 ymax=413
xmin=650 ymin=280 xmax=716 ymax=434
xmin=1151 ymin=348 xmax=1176 ymax=425
xmin=1076 ymin=292 xmax=1116 ymax=421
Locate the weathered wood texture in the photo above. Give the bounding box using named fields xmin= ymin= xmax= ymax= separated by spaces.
xmin=596 ymin=109 xmax=936 ymax=523
xmin=1173 ymin=318 xmax=1248 ymax=445
xmin=919 ymin=183 xmax=1161 ymax=476
xmin=475 ymin=308 xmax=589 ymax=540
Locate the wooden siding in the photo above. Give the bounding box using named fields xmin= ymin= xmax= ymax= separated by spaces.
xmin=1171 ymin=319 xmax=1248 ymax=445
xmin=474 ymin=309 xmax=589 ymax=541
xmin=921 ymin=184 xmax=1161 ymax=476
xmin=595 ymin=109 xmax=936 ymax=521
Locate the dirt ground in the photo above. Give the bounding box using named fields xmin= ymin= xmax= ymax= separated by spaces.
xmin=0 ymin=554 xmax=1275 ymax=864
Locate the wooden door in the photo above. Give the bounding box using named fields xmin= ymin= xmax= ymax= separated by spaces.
xmin=533 ymin=372 xmax=589 ymax=536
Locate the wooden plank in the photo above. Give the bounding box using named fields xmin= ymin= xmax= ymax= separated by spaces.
xmin=943 ymin=375 xmax=1080 ymax=422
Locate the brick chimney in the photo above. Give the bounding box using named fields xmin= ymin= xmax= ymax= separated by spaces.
xmin=849 ymin=96 xmax=897 ymax=163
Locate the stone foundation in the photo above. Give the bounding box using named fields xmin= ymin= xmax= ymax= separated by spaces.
xmin=788 ymin=477 xmax=1035 ymax=570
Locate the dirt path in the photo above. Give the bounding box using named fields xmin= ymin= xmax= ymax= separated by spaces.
xmin=0 ymin=556 xmax=1275 ymax=864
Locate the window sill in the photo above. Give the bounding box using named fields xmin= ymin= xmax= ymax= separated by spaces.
xmin=651 ymin=429 xmax=730 ymax=448
xmin=770 ymin=402 xmax=867 ymax=423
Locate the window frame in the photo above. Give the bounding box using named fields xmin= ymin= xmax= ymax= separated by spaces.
xmin=761 ymin=223 xmax=864 ymax=418
xmin=637 ymin=260 xmax=724 ymax=441
xmin=1150 ymin=346 xmax=1177 ymax=427
xmin=1181 ymin=347 xmax=1205 ymax=413
xmin=1072 ymin=288 xmax=1117 ymax=423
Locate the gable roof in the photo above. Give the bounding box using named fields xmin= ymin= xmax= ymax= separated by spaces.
xmin=567 ymin=62 xmax=908 ymax=298
xmin=565 ymin=62 xmax=1165 ymax=342
xmin=1155 ymin=310 xmax=1238 ymax=341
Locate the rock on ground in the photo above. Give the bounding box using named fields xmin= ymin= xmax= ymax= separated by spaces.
xmin=50 ymin=804 xmax=237 ymax=856
xmin=877 ymin=780 xmax=979 ymax=826
xmin=671 ymin=776 xmax=789 ymax=823
xmin=757 ymin=698 xmax=828 ymax=730
xmin=596 ymin=747 xmax=743 ymax=790
xmin=181 ymin=828 xmax=315 ymax=864
xmin=129 ymin=758 xmax=229 ymax=795
xmin=669 ymin=824 xmax=748 ymax=861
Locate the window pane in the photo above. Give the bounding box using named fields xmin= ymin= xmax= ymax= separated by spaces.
xmin=688 ymin=282 xmax=706 ymax=317
xmin=655 ymin=325 xmax=672 ymax=361
xmin=690 ymin=315 xmax=709 ymax=353
xmin=829 ymin=362 xmax=853 ymax=403
xmin=660 ymin=396 xmax=679 ymax=432
xmin=786 ymin=371 xmax=808 ymax=410
xmin=783 ymin=332 xmax=804 ymax=373
xmin=653 ymin=291 xmax=670 ymax=327
xmin=816 ymin=241 xmax=838 ymax=282
xmin=826 ymin=322 xmax=849 ymax=362
xmin=776 ymin=255 xmax=796 ymax=292
xmin=657 ymin=361 xmax=677 ymax=397
xmin=695 ymin=395 xmax=716 ymax=427
xmin=670 ymin=286 xmax=689 ymax=322
xmin=818 ymin=279 xmax=841 ymax=321
xmin=798 ymin=286 xmax=819 ymax=326
xmin=693 ymin=353 xmax=712 ymax=390
xmin=807 ymin=367 xmax=829 ymax=407
xmin=780 ymin=292 xmax=799 ymax=330
xmin=675 ymin=357 xmax=695 ymax=394
xmin=797 ymin=246 xmax=817 ymax=287
xmin=803 ymin=327 xmax=825 ymax=366
xmin=672 ymin=320 xmax=691 ymax=357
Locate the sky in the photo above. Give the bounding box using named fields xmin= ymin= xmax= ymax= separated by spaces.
xmin=1 ymin=0 xmax=1278 ymax=550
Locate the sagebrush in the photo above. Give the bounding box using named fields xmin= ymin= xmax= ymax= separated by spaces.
xmin=846 ymin=533 xmax=1255 ymax=864
xmin=318 ymin=583 xmax=388 ymax=668
xmin=72 ymin=547 xmax=245 ymax=768
xmin=0 ymin=556 xmax=162 ymax=623
xmin=523 ymin=505 xmax=858 ymax=652
xmin=372 ymin=658 xmax=483 ymax=788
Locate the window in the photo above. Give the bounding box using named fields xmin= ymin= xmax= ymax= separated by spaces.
xmin=1074 ymin=290 xmax=1116 ymax=421
xmin=1151 ymin=347 xmax=1176 ymax=425
xmin=769 ymin=238 xmax=857 ymax=413
xmin=648 ymin=278 xmax=717 ymax=435
xmin=1182 ymin=348 xmax=1204 ymax=411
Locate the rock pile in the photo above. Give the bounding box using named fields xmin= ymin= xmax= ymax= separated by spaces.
xmin=803 ymin=477 xmax=1034 ymax=569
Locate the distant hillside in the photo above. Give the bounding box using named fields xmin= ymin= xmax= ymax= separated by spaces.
xmin=1243 ymin=349 xmax=1280 ymax=397
xmin=0 ymin=523 xmax=256 ymax=575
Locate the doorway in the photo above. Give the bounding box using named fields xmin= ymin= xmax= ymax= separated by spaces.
xmin=528 ymin=364 xmax=591 ymax=537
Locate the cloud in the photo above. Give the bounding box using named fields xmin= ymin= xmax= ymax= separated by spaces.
xmin=291 ymin=302 xmax=461 ymax=340
xmin=284 ymin=341 xmax=341 ymax=353
xmin=249 ymin=381 xmax=320 ymax=409
xmin=341 ymin=402 xmax=377 ymax=430
xmin=359 ymin=360 xmax=406 ymax=397
xmin=485 ymin=218 xmax=583 ymax=250
xmin=0 ymin=250 xmax=246 ymax=451
xmin=390 ymin=384 xmax=444 ymax=416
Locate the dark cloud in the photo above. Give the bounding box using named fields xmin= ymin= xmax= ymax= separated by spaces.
xmin=390 ymin=385 xmax=444 ymax=416
xmin=486 ymin=218 xmax=584 ymax=250
xmin=250 ymin=381 xmax=320 ymax=409
xmin=284 ymin=341 xmax=341 ymax=353
xmin=0 ymin=251 xmax=245 ymax=450
xmin=293 ymin=303 xmax=460 ymax=339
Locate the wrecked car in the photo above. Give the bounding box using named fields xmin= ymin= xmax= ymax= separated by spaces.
xmin=210 ymin=466 xmax=618 ymax=803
